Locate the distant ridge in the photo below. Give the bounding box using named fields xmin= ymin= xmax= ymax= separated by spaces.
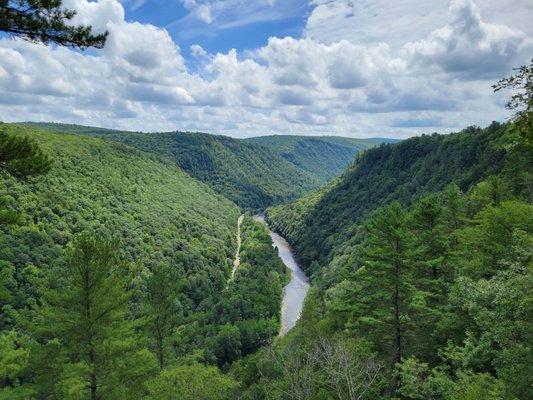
xmin=23 ymin=122 xmax=392 ymax=209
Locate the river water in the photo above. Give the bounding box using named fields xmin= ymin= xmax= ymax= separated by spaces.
xmin=253 ymin=214 xmax=310 ymax=336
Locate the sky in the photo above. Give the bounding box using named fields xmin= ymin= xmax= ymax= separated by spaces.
xmin=0 ymin=0 xmax=532 ymax=138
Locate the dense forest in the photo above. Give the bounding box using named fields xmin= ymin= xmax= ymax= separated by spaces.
xmin=1 ymin=101 xmax=532 ymax=400
xmin=245 ymin=135 xmax=394 ymax=183
xmin=0 ymin=124 xmax=290 ymax=398
xmin=267 ymin=122 xmax=531 ymax=273
xmin=25 ymin=123 xmax=387 ymax=210
xmin=254 ymin=122 xmax=532 ymax=399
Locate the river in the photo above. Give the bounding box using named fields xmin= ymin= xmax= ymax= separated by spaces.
xmin=253 ymin=214 xmax=310 ymax=336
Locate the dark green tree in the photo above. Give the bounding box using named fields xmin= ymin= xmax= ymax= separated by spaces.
xmin=209 ymin=324 xmax=242 ymax=368
xmin=411 ymin=194 xmax=449 ymax=280
xmin=0 ymin=128 xmax=52 ymax=179
xmin=35 ymin=234 xmax=156 ymax=399
xmin=358 ymin=203 xmax=417 ymax=368
xmin=145 ymin=263 xmax=182 ymax=370
xmin=329 ymin=202 xmax=422 ymax=393
xmin=0 ymin=0 xmax=107 ymax=48
xmin=0 ymin=128 xmax=52 ymax=224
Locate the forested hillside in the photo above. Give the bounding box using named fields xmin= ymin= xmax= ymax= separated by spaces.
xmin=0 ymin=123 xmax=298 ymax=398
xmin=268 ymin=122 xmax=530 ymax=272
xmin=245 ymin=135 xmax=393 ymax=183
xmin=236 ymin=122 xmax=533 ymax=399
xmin=25 ymin=123 xmax=320 ymax=209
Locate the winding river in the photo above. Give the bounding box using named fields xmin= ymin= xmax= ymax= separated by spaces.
xmin=253 ymin=214 xmax=310 ymax=336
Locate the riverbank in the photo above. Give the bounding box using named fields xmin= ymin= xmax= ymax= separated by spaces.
xmin=253 ymin=214 xmax=310 ymax=336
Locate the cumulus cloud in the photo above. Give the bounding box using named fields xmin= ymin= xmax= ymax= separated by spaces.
xmin=0 ymin=0 xmax=530 ymax=137
xmin=404 ymin=0 xmax=532 ymax=79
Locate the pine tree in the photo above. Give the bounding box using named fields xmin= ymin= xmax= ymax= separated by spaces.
xmin=35 ymin=234 xmax=156 ymax=399
xmin=411 ymin=194 xmax=448 ymax=281
xmin=144 ymin=263 xmax=182 ymax=370
xmin=0 ymin=0 xmax=107 ymax=48
xmin=333 ymin=202 xmax=421 ymax=392
xmin=0 ymin=128 xmax=52 ymax=180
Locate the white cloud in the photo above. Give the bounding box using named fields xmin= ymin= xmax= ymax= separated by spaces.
xmin=403 ymin=0 xmax=532 ymax=79
xmin=0 ymin=0 xmax=530 ymax=138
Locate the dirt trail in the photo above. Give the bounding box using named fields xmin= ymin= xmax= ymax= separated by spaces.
xmin=230 ymin=214 xmax=244 ymax=280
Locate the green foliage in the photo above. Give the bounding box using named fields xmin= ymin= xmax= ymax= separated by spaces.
xmin=0 ymin=0 xmax=107 ymax=48
xmin=267 ymin=122 xmax=530 ymax=272
xmin=263 ymin=122 xmax=532 ymax=399
xmin=144 ymin=262 xmax=183 ymax=370
xmin=246 ymin=135 xmax=392 ymax=183
xmin=25 ymin=123 xmax=322 ymax=210
xmin=0 ymin=124 xmax=239 ymax=328
xmin=0 ymin=126 xmax=52 ymax=179
xmin=146 ymin=363 xmax=238 ymax=400
xmin=32 ymin=234 xmax=157 ymax=399
xmin=205 ymin=217 xmax=288 ymax=367
xmin=0 ymin=330 xmax=33 ymax=399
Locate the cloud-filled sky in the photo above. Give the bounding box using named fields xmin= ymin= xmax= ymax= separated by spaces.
xmin=1 ymin=0 xmax=532 ymax=138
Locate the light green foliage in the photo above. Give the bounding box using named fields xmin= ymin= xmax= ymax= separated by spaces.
xmin=146 ymin=363 xmax=238 ymax=400
xmin=0 ymin=124 xmax=239 ymax=326
xmin=457 ymin=200 xmax=533 ymax=278
xmin=449 ymin=229 xmax=532 ymax=399
xmin=0 ymin=330 xmax=33 ymax=400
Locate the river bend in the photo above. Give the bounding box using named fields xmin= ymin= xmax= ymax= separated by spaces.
xmin=253 ymin=214 xmax=310 ymax=336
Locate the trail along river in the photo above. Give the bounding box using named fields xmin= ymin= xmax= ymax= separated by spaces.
xmin=253 ymin=214 xmax=310 ymax=336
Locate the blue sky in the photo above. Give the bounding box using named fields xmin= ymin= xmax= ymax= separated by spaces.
xmin=122 ymin=0 xmax=311 ymax=59
xmin=0 ymin=0 xmax=532 ymax=137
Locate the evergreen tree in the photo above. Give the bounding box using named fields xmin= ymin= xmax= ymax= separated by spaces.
xmin=35 ymin=234 xmax=156 ymax=399
xmin=330 ymin=203 xmax=422 ymax=392
xmin=0 ymin=0 xmax=107 ymax=48
xmin=144 ymin=263 xmax=182 ymax=370
xmin=0 ymin=128 xmax=52 ymax=180
xmin=411 ymin=194 xmax=449 ymax=281
xmin=359 ymin=203 xmax=416 ymax=367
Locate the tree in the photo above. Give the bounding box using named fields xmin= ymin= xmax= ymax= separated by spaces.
xmin=0 ymin=128 xmax=52 ymax=179
xmin=410 ymin=194 xmax=449 ymax=281
xmin=329 ymin=203 xmax=422 ymax=392
xmin=0 ymin=129 xmax=53 ymax=225
xmin=359 ymin=203 xmax=417 ymax=367
xmin=449 ymin=229 xmax=533 ymax=399
xmin=35 ymin=234 xmax=156 ymax=399
xmin=209 ymin=324 xmax=242 ymax=368
xmin=0 ymin=330 xmax=33 ymax=400
xmin=493 ymin=59 xmax=533 ymax=145
xmin=146 ymin=363 xmax=238 ymax=400
xmin=311 ymin=338 xmax=382 ymax=400
xmin=0 ymin=0 xmax=107 ymax=49
xmin=144 ymin=263 xmax=182 ymax=370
